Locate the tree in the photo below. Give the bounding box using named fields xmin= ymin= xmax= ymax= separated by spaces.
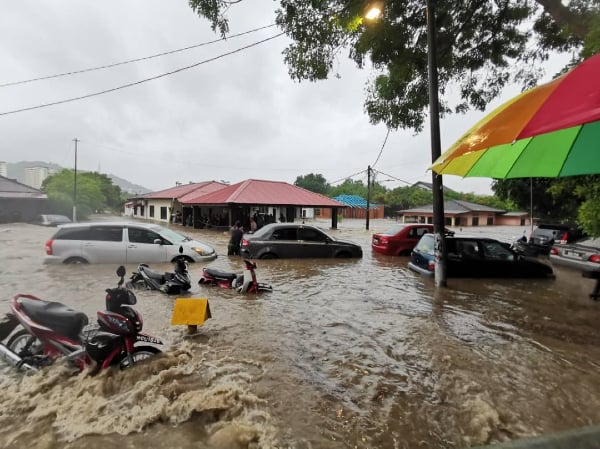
xmin=294 ymin=173 xmax=331 ymax=194
xmin=189 ymin=0 xmax=599 ymax=132
xmin=42 ymin=170 xmax=124 ymax=220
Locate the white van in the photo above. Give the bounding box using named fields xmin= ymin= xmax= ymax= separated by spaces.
xmin=44 ymin=222 xmax=217 ymax=264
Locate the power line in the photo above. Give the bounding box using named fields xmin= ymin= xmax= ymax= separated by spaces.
xmin=329 ymin=169 xmax=367 ymax=185
xmin=0 ymin=32 xmax=284 ymax=117
xmin=371 ymin=127 xmax=391 ymax=168
xmin=0 ymin=24 xmax=277 ymax=88
xmin=371 ymin=168 xmax=412 ymax=186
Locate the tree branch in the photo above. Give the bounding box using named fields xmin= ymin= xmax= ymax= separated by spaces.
xmin=535 ymin=0 xmax=590 ymax=40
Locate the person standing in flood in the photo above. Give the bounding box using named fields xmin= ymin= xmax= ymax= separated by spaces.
xmin=228 ymin=221 xmax=244 ymax=256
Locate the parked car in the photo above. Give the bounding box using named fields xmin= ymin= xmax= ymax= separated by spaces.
xmin=44 ymin=222 xmax=217 ymax=264
xmin=517 ymin=223 xmax=585 ymax=256
xmin=372 ymin=224 xmax=455 ymax=256
xmin=550 ymin=237 xmax=600 ymax=270
xmin=408 ymin=234 xmax=555 ymax=278
xmin=34 ymin=214 xmax=72 ymax=226
xmin=239 ymin=223 xmax=362 ymax=259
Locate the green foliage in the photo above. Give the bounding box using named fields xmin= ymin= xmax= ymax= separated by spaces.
xmin=188 ymin=0 xmax=599 ymax=132
xmin=42 ymin=170 xmax=124 ymax=220
xmin=294 ymin=173 xmax=331 ymax=194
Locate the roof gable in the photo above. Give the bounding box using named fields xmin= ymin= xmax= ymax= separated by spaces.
xmin=0 ymin=175 xmax=47 ymax=199
xmin=142 ymin=181 xmax=227 ymax=200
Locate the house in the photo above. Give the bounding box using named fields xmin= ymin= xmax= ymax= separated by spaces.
xmin=179 ymin=179 xmax=346 ymax=229
xmin=0 ymin=175 xmax=48 ymax=223
xmin=400 ymin=199 xmax=512 ymax=226
xmin=317 ymin=194 xmax=384 ymax=219
xmin=128 ymin=181 xmax=227 ymax=224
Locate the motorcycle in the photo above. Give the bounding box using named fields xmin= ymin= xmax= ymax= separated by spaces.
xmin=127 ymin=246 xmax=192 ymax=294
xmin=198 ymin=259 xmax=273 ymax=294
xmin=0 ymin=266 xmax=163 ymax=373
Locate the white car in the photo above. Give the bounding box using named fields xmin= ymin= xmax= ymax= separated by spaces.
xmin=44 ymin=222 xmax=217 ymax=264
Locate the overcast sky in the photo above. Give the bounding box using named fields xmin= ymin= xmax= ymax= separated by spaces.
xmin=0 ymin=1 xmax=570 ymax=195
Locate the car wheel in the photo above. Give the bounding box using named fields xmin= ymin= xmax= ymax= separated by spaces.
xmin=259 ymin=253 xmax=278 ymax=259
xmin=64 ymin=257 xmax=88 ymax=264
xmin=335 ymin=252 xmax=352 ymax=258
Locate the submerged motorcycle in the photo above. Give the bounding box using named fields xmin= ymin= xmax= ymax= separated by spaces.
xmin=0 ymin=266 xmax=163 ymax=373
xmin=127 ymin=246 xmax=192 ymax=294
xmin=198 ymin=259 xmax=273 ymax=294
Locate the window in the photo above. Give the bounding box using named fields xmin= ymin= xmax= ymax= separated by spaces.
xmin=299 ymin=228 xmax=328 ymax=242
xmin=271 ymin=228 xmax=297 ymax=240
xmin=149 ymin=205 xmax=155 ymax=218
xmin=88 ymin=226 xmax=123 ymax=242
xmin=482 ymin=241 xmax=514 ymax=261
xmin=55 ymin=227 xmax=94 ymax=240
xmin=128 ymin=228 xmax=162 ymax=244
xmin=160 ymin=207 xmax=168 ymax=220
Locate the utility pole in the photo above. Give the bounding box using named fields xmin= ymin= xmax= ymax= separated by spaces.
xmin=366 ymin=165 xmax=371 ymax=230
xmin=72 ymin=138 xmax=79 ymax=222
xmin=427 ymin=0 xmax=446 ymax=287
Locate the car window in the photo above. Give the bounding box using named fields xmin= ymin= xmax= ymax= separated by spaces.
xmin=54 ymin=227 xmax=94 ymax=240
xmin=128 ymin=228 xmax=162 ymax=244
xmin=88 ymin=226 xmax=123 ymax=242
xmin=456 ymin=240 xmax=481 ymax=259
xmin=414 ymin=234 xmax=435 ymax=255
xmin=382 ymin=225 xmax=405 ymax=235
xmin=481 ymin=241 xmax=514 ymax=261
xmin=271 ymin=228 xmax=297 ymax=240
xmin=299 ymin=228 xmax=328 ymax=242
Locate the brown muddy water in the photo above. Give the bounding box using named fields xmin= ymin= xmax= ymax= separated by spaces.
xmin=1 ymin=217 xmax=600 ymax=449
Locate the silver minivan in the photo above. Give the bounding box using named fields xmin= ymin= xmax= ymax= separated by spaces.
xmin=44 ymin=222 xmax=217 ymax=264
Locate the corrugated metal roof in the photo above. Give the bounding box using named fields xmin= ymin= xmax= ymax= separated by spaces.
xmin=141 ymin=181 xmax=227 ymax=200
xmin=332 ymin=194 xmax=378 ymax=209
xmin=0 ymin=175 xmax=47 ymax=199
xmin=401 ymin=199 xmax=506 ymax=214
xmin=181 ymin=179 xmax=346 ymax=207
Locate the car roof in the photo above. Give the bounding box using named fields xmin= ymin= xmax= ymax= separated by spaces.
xmin=57 ymin=221 xmax=158 ymax=229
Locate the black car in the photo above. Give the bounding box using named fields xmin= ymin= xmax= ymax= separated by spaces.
xmin=408 ymin=234 xmax=555 ymax=278
xmin=239 ymin=223 xmax=363 ymax=259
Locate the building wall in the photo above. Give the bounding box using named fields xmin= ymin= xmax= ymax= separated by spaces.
xmin=317 ymin=204 xmax=384 ymax=219
xmin=24 ymin=166 xmax=49 ymax=190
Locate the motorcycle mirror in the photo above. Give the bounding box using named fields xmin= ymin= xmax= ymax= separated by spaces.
xmin=179 ymin=245 xmax=184 ymax=254
xmin=116 ymin=266 xmax=126 ymax=278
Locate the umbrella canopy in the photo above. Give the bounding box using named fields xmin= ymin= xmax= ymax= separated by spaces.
xmin=430 ymin=52 xmax=600 ymax=178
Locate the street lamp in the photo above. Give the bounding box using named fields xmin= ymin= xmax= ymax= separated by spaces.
xmin=365 ymin=0 xmax=446 ymax=286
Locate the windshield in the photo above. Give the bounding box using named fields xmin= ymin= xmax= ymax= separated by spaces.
xmin=414 ymin=234 xmax=435 ymax=255
xmin=151 ymin=225 xmax=190 ymax=243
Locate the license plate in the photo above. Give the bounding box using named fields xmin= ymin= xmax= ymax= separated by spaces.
xmin=136 ymin=334 xmax=163 ymax=345
xmin=564 ymin=250 xmax=583 ymax=259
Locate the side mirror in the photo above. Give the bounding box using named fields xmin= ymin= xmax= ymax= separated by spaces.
xmin=116 ymin=265 xmax=126 ymax=278
xmin=179 ymin=245 xmax=184 ymax=254
xmin=153 ymin=238 xmax=163 ymax=245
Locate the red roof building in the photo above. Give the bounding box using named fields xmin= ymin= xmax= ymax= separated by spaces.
xmin=128 ymin=179 xmax=346 ymax=229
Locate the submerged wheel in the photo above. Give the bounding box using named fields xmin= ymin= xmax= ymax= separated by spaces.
xmin=64 ymin=257 xmax=88 ymax=264
xmin=259 ymin=253 xmax=278 ymax=259
xmin=116 ymin=346 xmax=161 ymax=370
xmin=6 ymin=329 xmax=43 ymax=359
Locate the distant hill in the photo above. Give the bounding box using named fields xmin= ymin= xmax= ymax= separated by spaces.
xmin=5 ymin=161 xmax=152 ymax=194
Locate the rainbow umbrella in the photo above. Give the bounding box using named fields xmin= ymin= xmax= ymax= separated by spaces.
xmin=430 ymin=52 xmax=600 ymax=178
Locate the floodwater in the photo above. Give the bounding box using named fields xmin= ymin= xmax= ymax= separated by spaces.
xmin=1 ymin=217 xmax=600 ymax=449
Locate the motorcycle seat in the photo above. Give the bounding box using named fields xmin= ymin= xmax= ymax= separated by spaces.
xmin=203 ymin=268 xmax=237 ymax=281
xmin=141 ymin=266 xmax=167 ymax=283
xmin=17 ymin=298 xmax=89 ymax=341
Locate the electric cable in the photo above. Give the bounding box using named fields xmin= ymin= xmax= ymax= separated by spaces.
xmin=0 ymin=32 xmax=284 ymax=117
xmin=371 ymin=127 xmax=391 ymax=168
xmin=0 ymin=24 xmax=277 ymax=88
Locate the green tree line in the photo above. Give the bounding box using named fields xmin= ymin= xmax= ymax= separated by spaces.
xmin=42 ymin=169 xmax=126 ymax=220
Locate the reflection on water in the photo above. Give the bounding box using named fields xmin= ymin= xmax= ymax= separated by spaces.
xmin=1 ymin=219 xmax=600 ymax=448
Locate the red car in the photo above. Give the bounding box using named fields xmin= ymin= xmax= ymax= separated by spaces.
xmin=371 ymin=224 xmax=435 ymax=256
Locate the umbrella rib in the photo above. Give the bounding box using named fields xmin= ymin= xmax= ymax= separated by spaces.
xmin=557 ymin=125 xmax=583 ymax=176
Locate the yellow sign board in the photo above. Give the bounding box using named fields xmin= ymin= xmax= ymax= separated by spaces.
xmin=171 ymin=298 xmax=212 ymax=326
